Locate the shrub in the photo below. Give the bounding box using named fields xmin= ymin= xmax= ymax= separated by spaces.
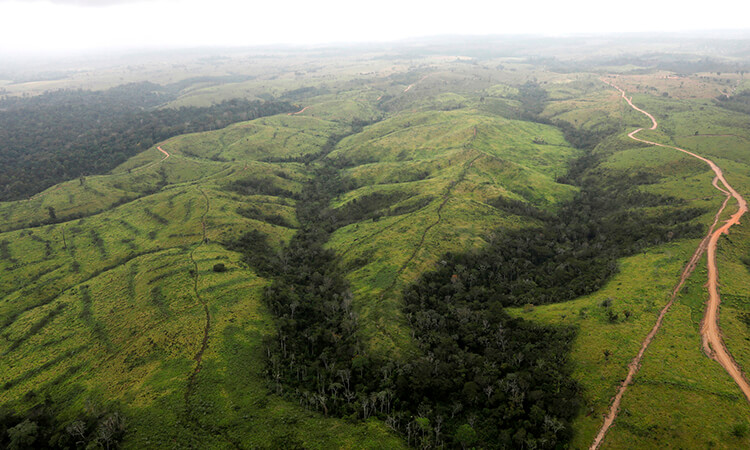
xmin=731 ymin=422 xmax=749 ymax=438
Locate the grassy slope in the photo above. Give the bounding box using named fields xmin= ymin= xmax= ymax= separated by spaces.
xmin=326 ymin=109 xmax=580 ymax=356
xmin=512 ymin=79 xmax=750 ymax=448
xmin=0 ymin=65 xmax=586 ymax=446
xmin=0 ymin=112 xmax=406 ymax=448
xmin=7 ymin=62 xmax=749 ymax=449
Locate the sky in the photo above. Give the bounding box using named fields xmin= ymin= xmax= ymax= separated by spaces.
xmin=1 ymin=0 xmax=750 ymax=55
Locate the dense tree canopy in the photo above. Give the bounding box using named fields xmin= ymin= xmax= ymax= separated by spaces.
xmin=715 ymin=90 xmax=750 ymax=115
xmin=223 ymin=114 xmax=711 ymax=448
xmin=0 ymin=83 xmax=294 ymax=201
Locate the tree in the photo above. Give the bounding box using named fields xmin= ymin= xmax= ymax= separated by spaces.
xmin=7 ymin=419 xmax=38 ymax=449
xmin=455 ymin=424 xmax=477 ymax=449
xmin=96 ymin=413 xmax=125 ymax=450
xmin=65 ymin=420 xmax=87 ymax=446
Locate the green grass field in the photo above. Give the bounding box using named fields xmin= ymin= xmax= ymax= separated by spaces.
xmin=0 ymin=107 xmax=410 ymax=447
xmin=1 ymin=59 xmax=589 ymax=445
xmin=4 ymin=58 xmax=750 ymax=448
xmin=510 ymin=75 xmax=750 ymax=449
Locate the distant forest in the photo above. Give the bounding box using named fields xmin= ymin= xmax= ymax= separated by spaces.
xmin=715 ymin=90 xmax=750 ymax=115
xmin=0 ymin=83 xmax=294 ymax=201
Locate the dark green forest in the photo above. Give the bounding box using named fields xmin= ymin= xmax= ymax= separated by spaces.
xmin=0 ymin=83 xmax=294 ymax=201
xmin=715 ymin=90 xmax=750 ymax=115
xmin=0 ymin=73 xmax=714 ymax=448
xmin=0 ymin=398 xmax=125 ymax=449
xmin=226 ymin=110 xmax=706 ymax=448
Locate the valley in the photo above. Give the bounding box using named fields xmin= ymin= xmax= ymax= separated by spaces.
xmin=2 ymin=39 xmax=750 ymax=448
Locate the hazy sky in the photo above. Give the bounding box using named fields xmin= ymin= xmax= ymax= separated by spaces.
xmin=1 ymin=0 xmax=749 ymax=55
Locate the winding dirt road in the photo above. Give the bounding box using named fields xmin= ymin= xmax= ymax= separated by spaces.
xmin=27 ymin=145 xmax=171 ymax=202
xmin=591 ymin=79 xmax=750 ymax=449
xmin=288 ymin=106 xmax=311 ymax=115
xmin=157 ymin=145 xmax=170 ymax=160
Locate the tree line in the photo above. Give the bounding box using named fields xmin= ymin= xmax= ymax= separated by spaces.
xmin=715 ymin=90 xmax=750 ymax=115
xmin=0 ymin=83 xmax=295 ymax=201
xmin=0 ymin=398 xmax=125 ymax=449
xmin=225 ymin=112 xmax=706 ymax=448
xmin=222 ymin=126 xmax=570 ymax=448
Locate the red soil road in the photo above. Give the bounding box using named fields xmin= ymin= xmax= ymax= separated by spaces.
xmin=128 ymin=145 xmax=170 ymax=174
xmin=591 ymin=79 xmax=750 ymax=449
xmin=403 ymin=75 xmax=429 ymax=93
xmin=287 ymin=106 xmax=311 ymax=115
xmin=157 ymin=145 xmax=170 ymax=160
xmin=28 ymin=145 xmax=171 ymax=201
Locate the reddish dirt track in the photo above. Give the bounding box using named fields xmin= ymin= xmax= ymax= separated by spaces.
xmin=157 ymin=145 xmax=170 ymax=160
xmin=591 ymin=79 xmax=750 ymax=449
xmin=28 ymin=145 xmax=171 ymax=201
xmin=129 ymin=145 xmax=170 ymax=174
xmin=403 ymin=75 xmax=429 ymax=93
xmin=287 ymin=106 xmax=311 ymax=115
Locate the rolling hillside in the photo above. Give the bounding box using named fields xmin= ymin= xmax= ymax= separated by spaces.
xmin=2 ymin=49 xmax=750 ymax=449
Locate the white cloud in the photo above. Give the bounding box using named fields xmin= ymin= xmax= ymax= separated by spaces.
xmin=0 ymin=0 xmax=163 ymax=5
xmin=1 ymin=0 xmax=749 ymax=55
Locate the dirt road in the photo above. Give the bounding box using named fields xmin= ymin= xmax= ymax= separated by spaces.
xmin=127 ymin=145 xmax=170 ymax=174
xmin=591 ymin=79 xmax=750 ymax=449
xmin=157 ymin=145 xmax=170 ymax=160
xmin=288 ymin=106 xmax=311 ymax=115
xmin=403 ymin=75 xmax=429 ymax=93
xmin=27 ymin=145 xmax=171 ymax=202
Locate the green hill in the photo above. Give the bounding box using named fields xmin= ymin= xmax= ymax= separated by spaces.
xmin=3 ymin=50 xmax=750 ymax=449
